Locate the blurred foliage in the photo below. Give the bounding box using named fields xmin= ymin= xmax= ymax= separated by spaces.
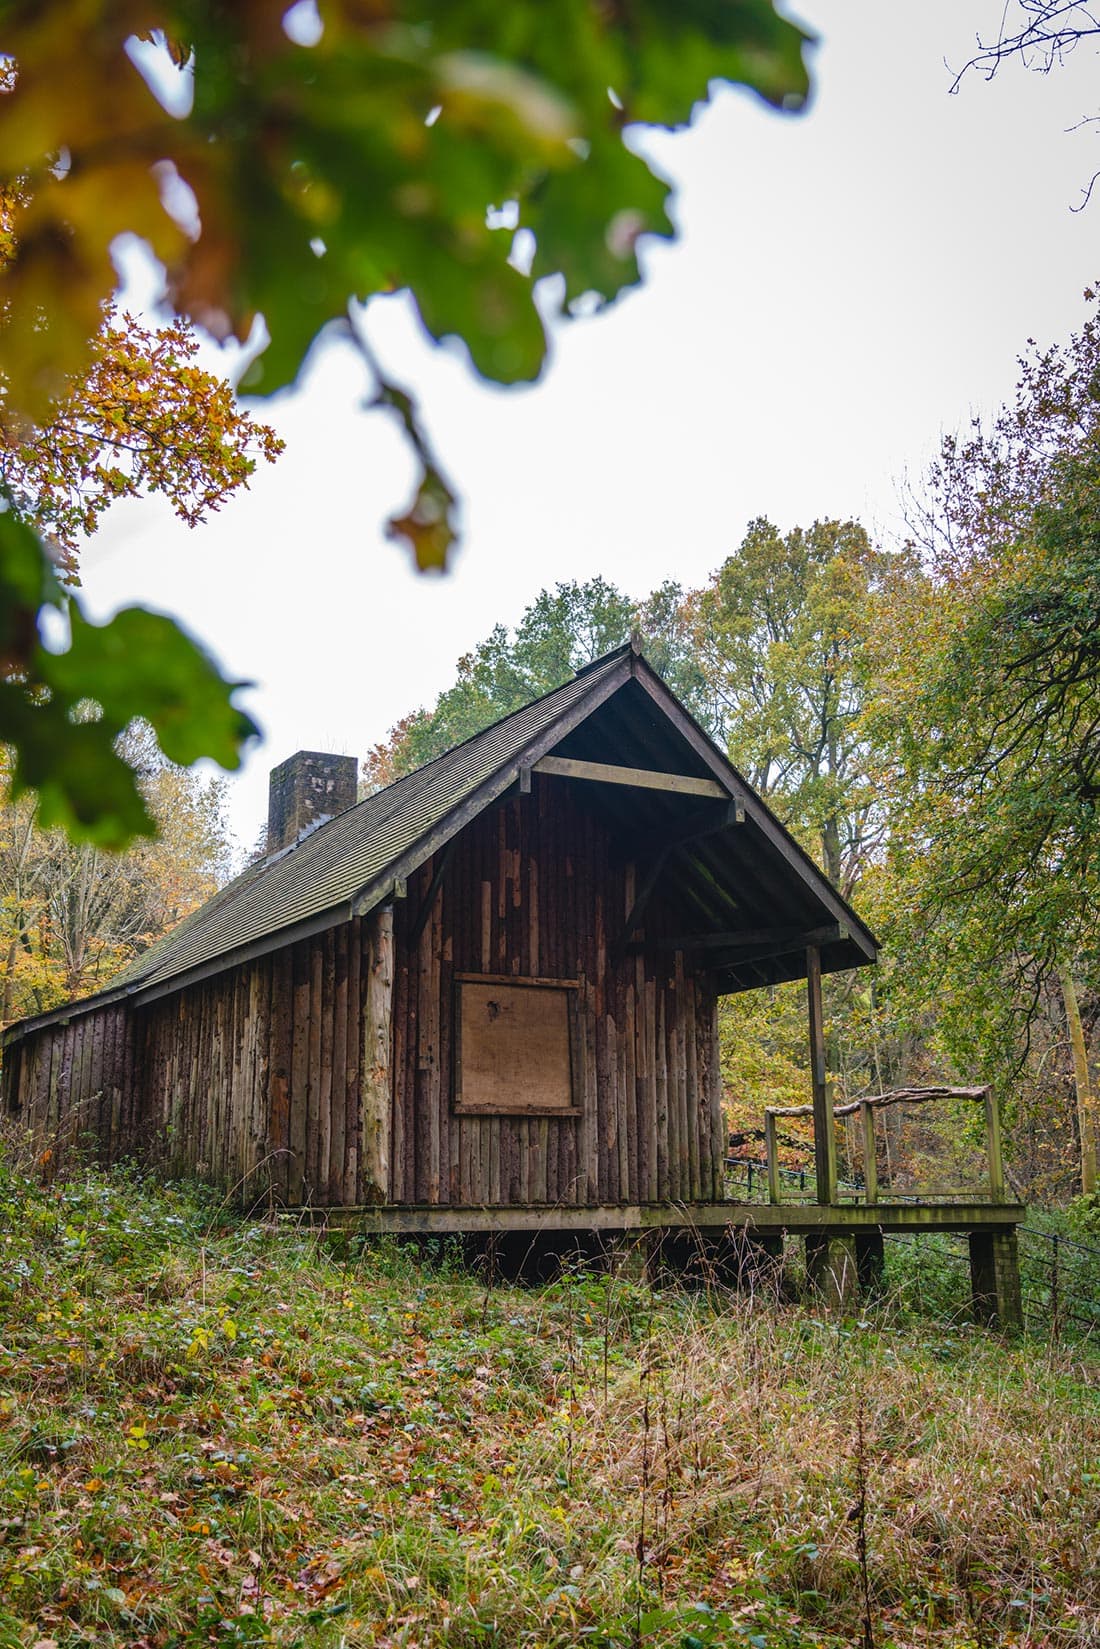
xmin=0 ymin=508 xmax=258 ymax=847
xmin=0 ymin=100 xmax=281 ymax=845
xmin=0 ymin=0 xmax=810 ymax=566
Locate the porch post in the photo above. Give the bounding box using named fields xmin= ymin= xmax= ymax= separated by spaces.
xmin=860 ymin=1099 xmax=878 ymax=1204
xmin=983 ymin=1087 xmax=1006 ymax=1203
xmin=765 ymin=1109 xmax=781 ymax=1205
xmin=807 ymin=945 xmax=836 ymax=1204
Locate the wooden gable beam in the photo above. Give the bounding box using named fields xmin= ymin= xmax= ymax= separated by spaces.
xmin=656 ymin=922 xmax=848 ymax=956
xmin=532 ymin=754 xmax=731 ymax=800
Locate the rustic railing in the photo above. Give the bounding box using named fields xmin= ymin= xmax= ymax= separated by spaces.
xmin=760 ymin=1085 xmax=1008 ymax=1207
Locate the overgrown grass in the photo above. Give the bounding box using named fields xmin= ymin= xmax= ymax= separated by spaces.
xmin=0 ymin=1157 xmax=1097 ymax=1648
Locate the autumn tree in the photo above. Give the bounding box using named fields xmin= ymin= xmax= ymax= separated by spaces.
xmin=0 ymin=3 xmax=809 ymax=842
xmin=0 ymin=305 xmax=283 ymax=584
xmin=872 ymin=293 xmax=1100 ymax=1193
xmin=0 ymin=728 xmax=234 ymax=1023
xmin=689 ymin=518 xmax=893 ymax=896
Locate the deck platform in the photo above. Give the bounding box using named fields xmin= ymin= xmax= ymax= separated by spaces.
xmin=304 ymin=1199 xmax=1026 ymax=1327
xmin=308 ymin=1199 xmax=1025 ymax=1237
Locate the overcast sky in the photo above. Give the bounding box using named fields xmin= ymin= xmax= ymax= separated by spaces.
xmin=79 ymin=0 xmax=1099 ymax=852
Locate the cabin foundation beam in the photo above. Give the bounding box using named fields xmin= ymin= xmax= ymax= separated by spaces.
xmin=307 ymin=1200 xmax=1026 ymax=1235
xmin=968 ymin=1227 xmax=1023 ymax=1330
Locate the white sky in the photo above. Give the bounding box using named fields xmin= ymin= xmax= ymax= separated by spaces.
xmin=79 ymin=0 xmax=1099 ymax=853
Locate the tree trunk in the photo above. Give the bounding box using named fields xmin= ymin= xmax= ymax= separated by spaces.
xmin=821 ymin=813 xmax=842 ymax=887
xmin=1057 ymin=961 xmax=1098 ymax=1197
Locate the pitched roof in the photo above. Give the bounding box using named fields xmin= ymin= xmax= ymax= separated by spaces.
xmin=3 ymin=644 xmax=878 ymax=1042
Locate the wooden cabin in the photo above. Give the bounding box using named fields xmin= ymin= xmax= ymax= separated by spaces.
xmin=1 ymin=644 xmax=1024 ymax=1319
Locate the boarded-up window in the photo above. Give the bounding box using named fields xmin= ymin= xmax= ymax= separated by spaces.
xmin=454 ymin=975 xmax=579 ymax=1115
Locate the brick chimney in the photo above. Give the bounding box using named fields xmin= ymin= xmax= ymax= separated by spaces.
xmin=267 ymin=751 xmax=358 ymax=854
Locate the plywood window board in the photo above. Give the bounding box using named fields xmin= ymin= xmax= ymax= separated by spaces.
xmin=453 ymin=975 xmax=580 ymax=1116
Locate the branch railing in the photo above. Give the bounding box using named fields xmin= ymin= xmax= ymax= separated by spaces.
xmin=751 ymin=1085 xmax=1009 ymax=1207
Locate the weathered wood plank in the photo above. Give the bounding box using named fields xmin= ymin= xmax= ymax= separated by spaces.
xmin=316 ymin=929 xmax=334 ymax=1200
xmin=289 ymin=942 xmax=310 ymax=1204
xmin=345 ymin=916 xmax=361 ymax=1202
xmin=268 ymin=947 xmax=293 ymax=1199
xmin=362 ymin=906 xmax=394 ymax=1203
xmin=533 ymin=754 xmax=727 ymax=799
xmin=331 ymin=923 xmax=348 ymax=1202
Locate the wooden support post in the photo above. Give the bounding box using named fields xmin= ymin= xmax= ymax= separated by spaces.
xmin=969 ymin=1228 xmax=1023 ymax=1329
xmin=765 ymin=1109 xmax=781 ymax=1205
xmin=860 ymin=1099 xmax=878 ymax=1204
xmin=361 ymin=905 xmax=394 ymax=1203
xmin=805 ymin=1233 xmax=857 ymax=1306
xmin=984 ymin=1087 xmax=1005 ymax=1202
xmin=806 ymin=945 xmax=836 ymax=1204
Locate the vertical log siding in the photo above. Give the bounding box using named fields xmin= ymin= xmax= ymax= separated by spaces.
xmin=140 ymin=913 xmax=391 ymax=1206
xmin=2 ymin=778 xmax=723 ymax=1210
xmin=390 ymin=777 xmax=723 ymax=1207
xmin=1 ymin=913 xmax=394 ymax=1208
xmin=2 ymin=1003 xmax=137 ymax=1173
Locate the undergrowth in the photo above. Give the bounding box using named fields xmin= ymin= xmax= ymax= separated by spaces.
xmin=0 ymin=1158 xmax=1097 ymax=1648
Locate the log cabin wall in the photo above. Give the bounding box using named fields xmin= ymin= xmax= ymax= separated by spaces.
xmin=3 ymin=777 xmax=725 ymax=1212
xmin=1 ymin=1003 xmax=137 ymax=1171
xmin=139 ymin=910 xmax=393 ymax=1207
xmin=2 ymin=908 xmax=393 ymax=1206
xmin=390 ymin=775 xmax=724 ymax=1207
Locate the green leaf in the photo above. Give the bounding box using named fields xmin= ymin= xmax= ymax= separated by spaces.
xmin=0 ymin=510 xmax=260 ymax=847
xmin=0 ymin=680 xmax=157 ymax=846
xmin=49 ymin=606 xmax=258 ymax=770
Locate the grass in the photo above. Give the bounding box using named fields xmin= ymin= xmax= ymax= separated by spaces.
xmin=0 ymin=1156 xmax=1097 ymax=1648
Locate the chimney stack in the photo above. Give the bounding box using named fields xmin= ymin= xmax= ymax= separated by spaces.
xmin=267 ymin=751 xmax=358 ymax=855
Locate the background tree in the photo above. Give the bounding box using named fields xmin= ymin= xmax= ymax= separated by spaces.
xmin=363 ymin=576 xmax=702 ymax=784
xmin=689 ymin=517 xmax=893 ymax=896
xmin=871 ymin=292 xmax=1100 ymax=1194
xmin=0 ymin=728 xmax=234 ymax=1023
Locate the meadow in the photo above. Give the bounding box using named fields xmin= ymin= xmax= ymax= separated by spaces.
xmin=1 ymin=1160 xmax=1097 ymax=1649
